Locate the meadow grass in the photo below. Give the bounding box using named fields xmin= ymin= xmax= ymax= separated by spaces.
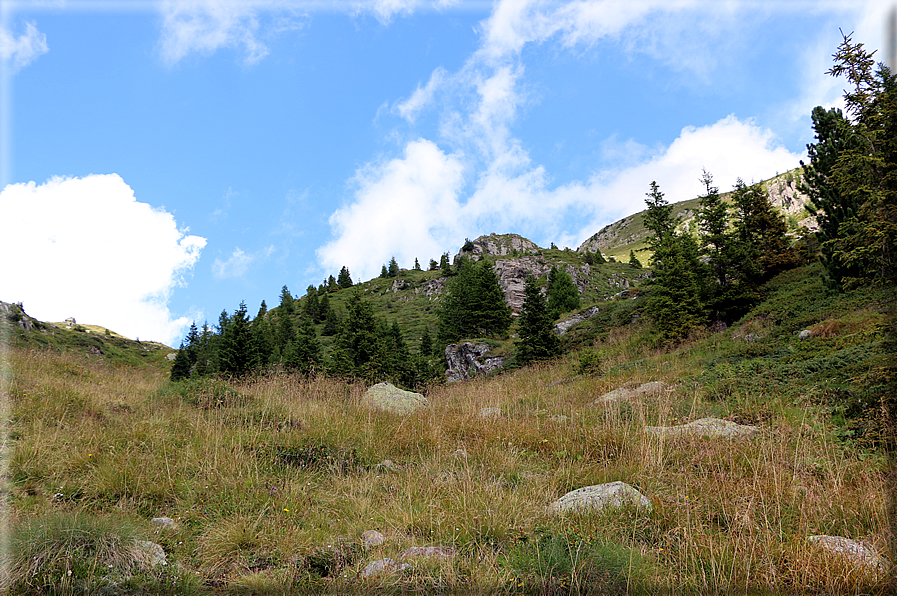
xmin=4 ymin=308 xmax=893 ymax=595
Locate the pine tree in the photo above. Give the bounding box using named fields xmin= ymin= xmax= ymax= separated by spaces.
xmin=628 ymin=250 xmax=642 ymax=268
xmin=428 ymin=258 xmax=439 ymax=271
xmin=327 ymin=275 xmax=338 ymax=292
xmin=250 ymin=301 xmax=274 ymax=368
xmin=516 ymin=275 xmax=561 ymax=365
xmin=414 ymin=258 xmax=421 ymax=271
xmin=335 ymin=292 xmax=386 ymax=381
xmin=303 ymin=286 xmax=320 ymax=322
xmin=546 ymin=265 xmax=580 ymax=319
xmin=278 ymin=286 xmax=294 ymax=315
xmin=439 ymin=253 xmax=453 ymax=275
xmin=380 ymin=265 xmax=388 ymax=278
xmin=388 ymin=256 xmax=399 ymax=277
xmin=283 ymin=314 xmax=321 ymax=374
xmin=338 ymin=266 xmax=353 ymax=288
xmin=170 ymin=340 xmax=192 ymax=381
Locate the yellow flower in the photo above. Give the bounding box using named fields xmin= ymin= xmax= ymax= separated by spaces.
xmin=283 ymin=508 xmax=290 ymax=512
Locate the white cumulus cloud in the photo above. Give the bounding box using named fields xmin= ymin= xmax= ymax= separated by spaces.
xmin=0 ymin=174 xmax=206 ymax=345
xmin=317 ymin=139 xmax=466 ymax=281
xmin=0 ymin=21 xmax=49 ymax=73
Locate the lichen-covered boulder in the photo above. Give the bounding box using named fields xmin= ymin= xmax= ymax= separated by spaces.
xmin=549 ymin=481 xmax=651 ymax=514
xmin=807 ymin=535 xmax=890 ymax=576
xmin=644 ymin=417 xmax=759 ymax=439
xmin=594 ymin=381 xmax=665 ymax=404
xmin=363 ymin=382 xmax=428 ymax=415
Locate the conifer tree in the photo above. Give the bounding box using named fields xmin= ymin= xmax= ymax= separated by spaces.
xmin=516 ymin=275 xmax=561 ymax=365
xmin=628 ymin=250 xmax=642 ymax=268
xmin=380 ymin=265 xmax=388 ymax=278
xmin=170 ymin=340 xmax=192 ymax=381
xmin=279 ymin=286 xmax=294 ymax=315
xmin=428 ymin=258 xmax=439 ymax=271
xmin=337 ymin=266 xmax=353 ymax=288
xmin=388 ymin=256 xmax=399 ymax=277
xmin=303 ymin=286 xmax=320 ymax=322
xmin=219 ymin=301 xmax=253 ymax=377
xmin=546 ymin=265 xmax=580 ymax=319
xmin=414 ymin=258 xmax=421 ymax=271
xmin=335 ymin=292 xmax=386 ymax=380
xmin=439 ymin=253 xmax=453 ymax=275
xmin=283 ymin=314 xmax=321 ymax=374
xmin=250 ymin=301 xmax=274 ymax=368
xmin=437 ymin=259 xmax=512 ymax=343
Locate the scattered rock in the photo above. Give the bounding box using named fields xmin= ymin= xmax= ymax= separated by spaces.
xmin=377 ymin=459 xmax=399 ymax=472
xmin=798 ymin=329 xmax=812 ymax=340
xmin=554 ymin=306 xmax=601 ymax=335
xmin=549 ymin=481 xmax=652 ymax=514
xmin=89 ymin=345 xmax=103 ymax=356
xmin=548 ymin=414 xmax=569 ymax=423
xmin=390 ymin=279 xmax=408 ymax=292
xmin=453 ymin=448 xmax=469 ymax=459
xmin=644 ymin=417 xmax=759 ymax=439
xmin=400 ymin=546 xmax=456 ymax=560
xmin=131 ymin=540 xmax=167 ymax=568
xmin=807 ymin=535 xmax=889 ymax=575
xmin=150 ymin=517 xmax=178 ymax=529
xmin=363 ymin=382 xmax=428 ymax=415
xmin=594 ymin=381 xmax=665 ymax=404
xmin=64 ymin=317 xmax=76 ymax=326
xmin=361 ymin=558 xmax=409 ymax=578
xmin=362 ymin=530 xmax=385 ymax=548
xmin=478 ymin=407 xmax=502 ymax=419
xmin=166 ymin=353 xmax=177 ymax=361
xmin=743 ymin=333 xmax=762 ymax=343
xmin=445 ymin=342 xmax=505 ymax=382
xmin=547 ymin=377 xmax=573 ymax=388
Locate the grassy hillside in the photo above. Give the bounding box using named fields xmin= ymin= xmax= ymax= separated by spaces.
xmin=4 ymin=262 xmax=893 ymax=594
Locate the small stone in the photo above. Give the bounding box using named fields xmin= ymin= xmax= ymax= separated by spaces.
xmin=362 ymin=530 xmax=385 ymax=548
xmin=131 ymin=540 xmax=167 ymax=568
xmin=798 ymin=329 xmax=812 ymax=340
xmin=361 ymin=558 xmax=409 ymax=578
xmin=548 ymin=414 xmax=569 ymax=423
xmin=166 ymin=353 xmax=177 ymax=361
xmin=549 ymin=481 xmax=652 ymax=514
xmin=150 ymin=517 xmax=178 ymax=529
xmin=594 ymin=382 xmax=665 ymax=404
xmin=377 ymin=459 xmax=399 ymax=472
xmin=400 ymin=546 xmax=456 ymax=560
xmin=453 ymin=448 xmax=468 ymax=459
xmin=478 ymin=407 xmax=502 ymax=419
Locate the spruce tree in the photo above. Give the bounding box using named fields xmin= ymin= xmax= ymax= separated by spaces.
xmin=516 ymin=275 xmax=561 ymax=365
xmin=437 ymin=259 xmax=512 ymax=343
xmin=428 ymin=258 xmax=439 ymax=271
xmin=628 ymin=250 xmax=642 ymax=269
xmin=219 ymin=301 xmax=253 ymax=377
xmin=279 ymin=286 xmax=294 ymax=315
xmin=338 ymin=266 xmax=353 ymax=288
xmin=380 ymin=265 xmax=388 ymax=278
xmin=170 ymin=341 xmax=192 ymax=381
xmin=388 ymin=256 xmax=399 ymax=277
xmin=414 ymin=258 xmax=421 ymax=271
xmin=546 ymin=265 xmax=580 ymax=319
xmin=439 ymin=253 xmax=453 ymax=275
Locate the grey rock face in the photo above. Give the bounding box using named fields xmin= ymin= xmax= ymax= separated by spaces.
xmin=807 ymin=535 xmax=889 ymax=575
xmin=455 ymin=233 xmax=540 ymax=262
xmin=363 ymin=382 xmax=428 ymax=414
xmin=554 ymin=306 xmax=601 ymax=335
xmin=549 ymin=481 xmax=652 ymax=514
xmin=644 ymin=417 xmax=759 ymax=439
xmin=445 ymin=342 xmax=505 ymax=382
xmin=594 ymin=381 xmax=666 ymax=404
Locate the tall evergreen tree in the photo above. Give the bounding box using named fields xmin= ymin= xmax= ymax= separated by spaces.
xmin=170 ymin=340 xmax=192 ymax=381
xmin=338 ymin=266 xmax=353 ymax=288
xmin=279 ymin=286 xmax=294 ymax=315
xmin=334 ymin=292 xmax=386 ymax=380
xmin=219 ymin=301 xmax=253 ymax=377
xmin=516 ymin=275 xmax=561 ymax=365
xmin=439 ymin=253 xmax=453 ymax=275
xmin=388 ymin=256 xmax=399 ymax=277
xmin=628 ymin=250 xmax=643 ymax=269
xmin=437 ymin=259 xmax=512 ymax=343
xmin=546 ymin=265 xmax=580 ymax=319
xmin=643 ymin=181 xmax=708 ymax=341
xmin=303 ymin=285 xmax=320 ymax=322
xmin=283 ymin=314 xmax=321 ymax=374
xmin=428 ymin=258 xmax=439 ymax=271
xmin=414 ymin=258 xmax=421 ymax=271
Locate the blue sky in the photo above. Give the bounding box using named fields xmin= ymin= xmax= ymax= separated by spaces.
xmin=0 ymin=0 xmax=889 ymax=346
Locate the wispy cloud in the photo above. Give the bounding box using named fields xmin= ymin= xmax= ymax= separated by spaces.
xmin=0 ymin=174 xmax=205 ymax=345
xmin=212 ymin=245 xmax=274 ymax=279
xmin=0 ymin=20 xmax=49 ymax=73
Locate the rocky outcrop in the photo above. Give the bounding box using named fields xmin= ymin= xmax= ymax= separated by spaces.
xmin=644 ymin=417 xmax=759 ymax=439
xmin=445 ymin=342 xmax=505 ymax=382
xmin=455 ymin=233 xmax=540 ymax=262
xmin=363 ymin=382 xmax=428 ymax=414
xmin=554 ymin=306 xmax=600 ymax=335
xmin=491 ymin=258 xmax=590 ymax=312
xmin=415 ymin=278 xmax=445 ymax=298
xmin=549 ymin=481 xmax=652 ymax=514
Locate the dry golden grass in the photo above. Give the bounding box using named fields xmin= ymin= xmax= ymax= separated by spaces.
xmin=4 ymin=343 xmax=894 ymax=594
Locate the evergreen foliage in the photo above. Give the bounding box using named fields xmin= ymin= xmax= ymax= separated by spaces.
xmin=414 ymin=258 xmax=421 ymax=271
xmin=338 ymin=266 xmax=353 ymax=288
xmin=439 ymin=252 xmax=453 ymax=274
xmin=388 ymin=256 xmax=399 ymax=277
xmin=546 ymin=266 xmax=580 ymax=319
xmin=380 ymin=265 xmax=388 ymax=278
xmin=516 ymin=275 xmax=561 ymax=365
xmin=219 ymin=301 xmax=253 ymax=377
xmin=628 ymin=250 xmax=642 ymax=269
xmin=428 ymin=258 xmax=439 ymax=271
xmin=437 ymin=259 xmax=512 ymax=343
